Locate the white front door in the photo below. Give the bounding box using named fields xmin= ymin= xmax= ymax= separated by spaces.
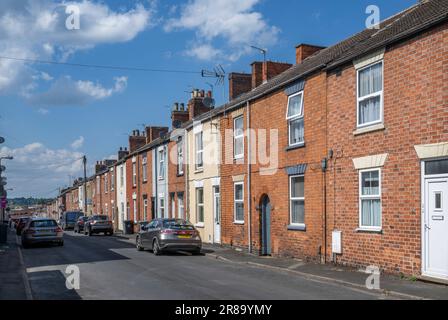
xmin=213 ymin=186 xmax=221 ymax=244
xmin=423 ymin=177 xmax=448 ymax=279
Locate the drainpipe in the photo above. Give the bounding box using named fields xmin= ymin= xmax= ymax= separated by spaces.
xmin=247 ymin=101 xmax=252 ymax=254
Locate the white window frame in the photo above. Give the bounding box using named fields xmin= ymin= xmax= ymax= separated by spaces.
xmin=111 ymin=172 xmax=115 ymax=191
xmin=286 ymin=91 xmax=305 ymax=147
xmin=132 ymin=163 xmax=137 ymax=187
xmin=289 ymin=175 xmax=305 ymax=226
xmin=234 ymin=182 xmax=244 ymax=224
xmin=196 ymin=188 xmax=204 ymax=224
xmin=158 ymin=149 xmax=165 ymax=180
xmin=178 ymin=193 xmax=184 ymax=219
xmin=133 ymin=199 xmax=137 ymax=223
xmin=234 ymin=116 xmax=244 ymax=159
xmin=358 ymin=168 xmax=382 ymax=231
xmin=143 ymin=199 xmax=148 ymax=221
xmin=356 ymin=61 xmax=384 ymax=128
xmin=195 ymin=131 xmax=204 ymax=170
xmin=105 ymin=174 xmax=108 ymax=194
xmin=177 ymin=139 xmax=184 ymax=175
xmin=142 ymin=154 xmax=148 ymax=182
xmin=120 ymin=166 xmax=124 ymax=187
xmin=159 ymin=197 xmax=165 ymax=218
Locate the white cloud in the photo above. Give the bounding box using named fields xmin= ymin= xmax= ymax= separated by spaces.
xmin=37 ymin=108 xmax=49 ymax=115
xmin=165 ymin=0 xmax=279 ymax=61
xmin=0 ymin=0 xmax=153 ymax=95
xmin=0 ymin=142 xmax=84 ymax=197
xmin=28 ymin=76 xmax=128 ymax=106
xmin=71 ymin=136 xmax=84 ymax=150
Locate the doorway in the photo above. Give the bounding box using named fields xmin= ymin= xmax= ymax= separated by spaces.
xmin=261 ymin=195 xmax=271 ymax=256
xmin=213 ymin=186 xmax=221 ymax=244
xmin=422 ymin=159 xmax=448 ymax=280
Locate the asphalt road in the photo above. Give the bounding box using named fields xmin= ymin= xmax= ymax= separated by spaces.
xmin=21 ymin=232 xmax=387 ymax=300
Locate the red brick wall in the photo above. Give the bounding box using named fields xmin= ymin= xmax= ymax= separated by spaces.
xmin=325 ymin=22 xmax=448 ymax=275
xmin=168 ymin=138 xmax=186 ymax=220
xmin=220 ymin=72 xmax=328 ymax=261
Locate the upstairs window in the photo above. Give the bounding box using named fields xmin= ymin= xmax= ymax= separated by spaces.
xmin=357 ymin=61 xmax=383 ymax=127
xmin=142 ymin=154 xmax=148 ymax=182
xmin=196 ymin=188 xmax=204 ymax=223
xmin=120 ymin=166 xmax=124 ymax=187
xmin=132 ymin=162 xmax=137 ymax=187
xmin=159 ymin=149 xmax=165 ymax=180
xmin=111 ymin=172 xmax=115 ymax=191
xmin=234 ymin=116 xmax=244 ymax=159
xmin=104 ymin=174 xmax=108 ymax=193
xmin=177 ymin=139 xmax=184 ymax=175
xmin=286 ymin=92 xmax=304 ymax=146
xmin=195 ymin=132 xmax=204 ymax=170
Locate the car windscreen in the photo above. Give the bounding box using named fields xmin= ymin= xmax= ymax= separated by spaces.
xmin=163 ymin=219 xmax=194 ymax=230
xmin=30 ymin=220 xmax=57 ymax=228
xmin=66 ymin=212 xmax=81 ymax=221
xmin=92 ymin=215 xmax=108 ymax=221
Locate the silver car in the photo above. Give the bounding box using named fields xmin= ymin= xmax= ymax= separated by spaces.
xmin=21 ymin=218 xmax=64 ymax=248
xmin=136 ymin=219 xmax=202 ymax=255
xmin=84 ymin=215 xmax=114 ymax=236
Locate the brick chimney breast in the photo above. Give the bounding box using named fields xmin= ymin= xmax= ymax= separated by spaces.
xmin=129 ymin=130 xmax=146 ymax=153
xmin=188 ymin=89 xmax=213 ymax=120
xmin=251 ymin=61 xmax=292 ymax=89
xmin=295 ymin=44 xmax=326 ymax=64
xmin=171 ymin=103 xmax=189 ymax=129
xmin=145 ymin=126 xmax=169 ymax=143
xmin=229 ymin=72 xmax=252 ymax=100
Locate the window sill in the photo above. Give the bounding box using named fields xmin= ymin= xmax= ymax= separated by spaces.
xmin=194 ymin=169 xmax=204 ymax=174
xmin=285 ymin=143 xmax=305 ymax=152
xmin=287 ymin=224 xmax=306 ymax=231
xmin=234 ymin=221 xmax=245 ymax=225
xmin=195 ymin=223 xmax=205 ymax=228
xmin=356 ymin=228 xmax=383 ymax=234
xmin=353 ymin=123 xmax=385 ymax=136
xmin=177 ymin=173 xmax=184 ymax=178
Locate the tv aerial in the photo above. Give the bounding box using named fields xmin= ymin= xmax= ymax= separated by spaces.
xmin=201 ymin=65 xmax=226 ymax=86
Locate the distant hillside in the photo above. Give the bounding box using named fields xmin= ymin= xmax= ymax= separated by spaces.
xmin=7 ymin=197 xmax=52 ymax=207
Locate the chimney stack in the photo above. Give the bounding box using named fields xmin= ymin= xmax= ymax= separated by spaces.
xmin=251 ymin=61 xmax=292 ymax=89
xmin=118 ymin=147 xmax=129 ymax=161
xmin=145 ymin=126 xmax=169 ymax=143
xmin=295 ymin=44 xmax=325 ymax=64
xmin=95 ymin=161 xmax=107 ymax=174
xmin=229 ymin=72 xmax=252 ymax=100
xmin=171 ymin=102 xmax=189 ymax=129
xmin=188 ymin=88 xmax=213 ymax=120
xmin=129 ymin=129 xmax=146 ymax=153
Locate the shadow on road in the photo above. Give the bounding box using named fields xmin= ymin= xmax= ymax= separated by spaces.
xmin=22 ymin=232 xmax=136 ymax=269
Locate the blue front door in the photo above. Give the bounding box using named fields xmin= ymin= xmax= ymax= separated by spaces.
xmin=261 ymin=196 xmax=271 ymax=255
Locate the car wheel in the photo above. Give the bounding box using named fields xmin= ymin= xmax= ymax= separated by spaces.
xmin=88 ymin=228 xmax=92 ymax=236
xmin=59 ymin=241 xmax=64 ymax=247
xmin=152 ymin=239 xmax=162 ymax=256
xmin=22 ymin=242 xmax=29 ymax=249
xmin=136 ymin=236 xmax=144 ymax=251
xmin=192 ymin=249 xmax=202 ymax=255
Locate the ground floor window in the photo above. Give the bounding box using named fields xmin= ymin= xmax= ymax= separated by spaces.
xmin=143 ymin=198 xmax=148 ymax=221
xmin=178 ymin=193 xmax=184 ymax=219
xmin=133 ymin=199 xmax=137 ymax=222
xmin=159 ymin=198 xmax=165 ymax=218
xmin=359 ymin=169 xmax=382 ymax=230
xmin=196 ymin=188 xmax=204 ymax=223
xmin=234 ymin=182 xmax=244 ymax=223
xmin=289 ymin=175 xmax=305 ymax=225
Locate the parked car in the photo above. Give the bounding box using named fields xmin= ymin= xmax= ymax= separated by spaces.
xmin=136 ymin=219 xmax=202 ymax=255
xmin=84 ymin=215 xmax=114 ymax=236
xmin=16 ymin=217 xmax=31 ymax=236
xmin=60 ymin=211 xmax=84 ymax=230
xmin=74 ymin=216 xmax=89 ymax=233
xmin=21 ymin=218 xmax=64 ymax=248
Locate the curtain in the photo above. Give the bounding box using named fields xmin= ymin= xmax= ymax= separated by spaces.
xmin=290 ymin=118 xmax=304 ymax=144
xmin=359 ymin=96 xmax=380 ymax=125
xmin=288 ymin=93 xmax=303 ymax=118
xmin=291 ymin=200 xmax=305 ymax=224
xmin=361 ymin=199 xmax=381 ymax=227
xmin=359 ymin=62 xmax=382 ymax=97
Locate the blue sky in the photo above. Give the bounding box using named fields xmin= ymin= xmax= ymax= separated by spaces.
xmin=0 ymin=0 xmax=416 ymax=198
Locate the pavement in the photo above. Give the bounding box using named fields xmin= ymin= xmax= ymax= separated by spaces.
xmin=0 ymin=228 xmax=32 ymax=300
xmin=115 ymin=231 xmax=448 ymax=300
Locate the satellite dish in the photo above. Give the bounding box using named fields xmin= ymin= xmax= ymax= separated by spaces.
xmin=202 ymin=97 xmax=215 ymax=109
